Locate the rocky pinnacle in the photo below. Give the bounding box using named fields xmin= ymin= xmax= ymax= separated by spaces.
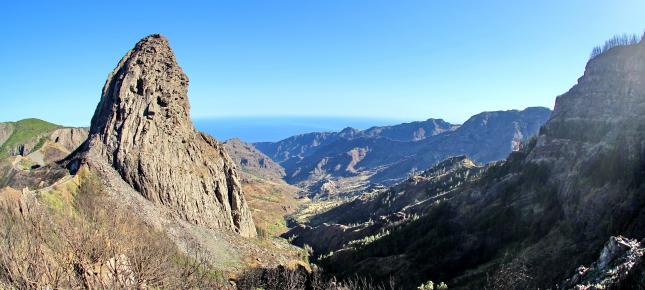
xmin=86 ymin=34 xmax=256 ymax=237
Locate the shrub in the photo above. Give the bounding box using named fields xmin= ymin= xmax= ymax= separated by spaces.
xmin=590 ymin=33 xmax=642 ymax=60
xmin=235 ymin=266 xmax=398 ymax=290
xmin=417 ymin=281 xmax=434 ymax=290
xmin=0 ymin=173 xmax=229 ymax=289
xmin=417 ymin=281 xmax=448 ymax=290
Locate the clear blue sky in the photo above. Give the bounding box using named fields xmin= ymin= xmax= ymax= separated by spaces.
xmin=1 ymin=1 xmax=643 ymax=127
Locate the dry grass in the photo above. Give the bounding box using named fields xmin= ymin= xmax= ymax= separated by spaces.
xmin=241 ymin=173 xmax=302 ymax=237
xmin=0 ymin=172 xmax=230 ymax=289
xmin=290 ymin=198 xmax=346 ymax=224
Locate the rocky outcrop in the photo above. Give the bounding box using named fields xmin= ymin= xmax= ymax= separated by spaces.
xmin=49 ymin=128 xmax=88 ymax=153
xmin=224 ymin=138 xmax=285 ymax=181
xmin=562 ymin=236 xmax=645 ymax=289
xmin=76 ymin=34 xmax=255 ymax=237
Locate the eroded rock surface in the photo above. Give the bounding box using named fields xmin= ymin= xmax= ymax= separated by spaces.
xmin=49 ymin=128 xmax=88 ymax=153
xmin=78 ymin=34 xmax=255 ymax=237
xmin=562 ymin=236 xmax=645 ymax=289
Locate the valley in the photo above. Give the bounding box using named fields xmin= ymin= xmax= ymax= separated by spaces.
xmin=1 ymin=31 xmax=645 ymax=290
xmin=254 ymin=107 xmax=551 ymax=198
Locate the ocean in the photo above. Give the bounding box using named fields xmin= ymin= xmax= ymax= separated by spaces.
xmin=193 ymin=116 xmax=404 ymax=143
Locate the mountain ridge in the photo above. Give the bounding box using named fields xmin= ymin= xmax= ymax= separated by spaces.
xmin=256 ymin=107 xmax=551 ymax=197
xmin=303 ymin=33 xmax=645 ymax=289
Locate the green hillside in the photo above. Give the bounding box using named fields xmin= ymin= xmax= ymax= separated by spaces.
xmin=0 ymin=118 xmax=60 ymax=158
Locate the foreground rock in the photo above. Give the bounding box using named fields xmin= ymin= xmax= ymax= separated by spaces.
xmin=562 ymin=236 xmax=645 ymax=289
xmin=72 ymin=34 xmax=255 ymax=237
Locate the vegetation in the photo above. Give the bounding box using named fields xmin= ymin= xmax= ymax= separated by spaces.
xmin=241 ymin=175 xmax=302 ymax=237
xmin=289 ymin=199 xmax=346 ymax=224
xmin=0 ymin=172 xmax=228 ymax=289
xmin=417 ymin=281 xmax=448 ymax=290
xmin=16 ymin=157 xmax=34 ymax=170
xmin=483 ymin=255 xmax=532 ymax=290
xmin=0 ymin=118 xmax=60 ymax=158
xmin=313 ymin=140 xmax=561 ymax=287
xmin=346 ymin=229 xmax=391 ymax=248
xmin=590 ymin=33 xmax=642 ymax=60
xmin=235 ymin=266 xmax=400 ymax=290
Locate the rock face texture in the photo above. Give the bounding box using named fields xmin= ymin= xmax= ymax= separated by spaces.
xmin=562 ymin=236 xmax=645 ymax=289
xmin=49 ymin=128 xmax=88 ymax=153
xmin=81 ymin=34 xmax=255 ymax=237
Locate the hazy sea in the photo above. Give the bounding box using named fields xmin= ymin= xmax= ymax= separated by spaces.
xmin=193 ymin=116 xmax=404 ymax=143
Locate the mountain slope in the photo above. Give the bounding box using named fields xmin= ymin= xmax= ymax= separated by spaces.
xmin=223 ymin=138 xmax=302 ymax=238
xmin=0 ymin=119 xmax=88 ymax=188
xmin=258 ymin=107 xmax=550 ymax=197
xmin=0 ymin=119 xmax=88 ymax=162
xmin=224 ymin=138 xmax=286 ymax=182
xmin=285 ymin=156 xmax=488 ymax=255
xmin=0 ymin=119 xmax=60 ymax=158
xmin=312 ymin=34 xmax=645 ymax=289
xmin=254 ymin=117 xmax=457 ymax=164
xmin=361 ymin=118 xmax=458 ymax=141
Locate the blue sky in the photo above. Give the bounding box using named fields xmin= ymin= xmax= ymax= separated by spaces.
xmin=0 ymin=1 xmax=643 ymax=127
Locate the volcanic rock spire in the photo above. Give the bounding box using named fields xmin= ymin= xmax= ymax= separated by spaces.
xmin=85 ymin=34 xmax=256 ymax=237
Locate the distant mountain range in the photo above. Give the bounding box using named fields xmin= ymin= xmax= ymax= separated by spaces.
xmin=255 ymin=107 xmax=551 ymax=197
xmin=286 ymin=34 xmax=645 ymax=289
xmin=2 ymin=32 xmax=645 ymax=290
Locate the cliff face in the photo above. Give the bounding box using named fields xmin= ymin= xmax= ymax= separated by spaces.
xmin=49 ymin=128 xmax=88 ymax=153
xmin=82 ymin=34 xmax=255 ymax=237
xmin=528 ymin=38 xmax=645 ymax=244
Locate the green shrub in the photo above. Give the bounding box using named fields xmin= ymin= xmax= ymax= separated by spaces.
xmin=417 ymin=280 xmax=448 ymax=290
